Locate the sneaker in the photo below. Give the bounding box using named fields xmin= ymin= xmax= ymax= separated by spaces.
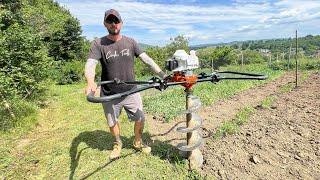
xmin=133 ymin=140 xmax=151 ymax=154
xmin=109 ymin=141 xmax=122 ymax=160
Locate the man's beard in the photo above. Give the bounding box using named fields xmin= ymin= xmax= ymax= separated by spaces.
xmin=107 ymin=28 xmax=120 ymax=35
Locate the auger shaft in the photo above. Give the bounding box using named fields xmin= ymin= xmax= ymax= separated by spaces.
xmin=185 ymin=88 xmax=203 ymax=170
xmin=186 ymin=89 xmax=193 ymax=157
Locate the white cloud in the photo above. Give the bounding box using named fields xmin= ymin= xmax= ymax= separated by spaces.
xmin=236 ymin=24 xmax=272 ymax=32
xmin=56 ymin=0 xmax=320 ymax=45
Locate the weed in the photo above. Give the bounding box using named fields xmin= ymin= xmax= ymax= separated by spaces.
xmin=279 ymin=83 xmax=294 ymax=93
xmin=214 ymin=121 xmax=239 ymax=138
xmin=260 ymin=96 xmax=276 ymax=109
xmin=214 ymin=106 xmax=255 ymax=138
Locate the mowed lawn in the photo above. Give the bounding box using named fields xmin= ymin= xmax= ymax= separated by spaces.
xmin=1 ymin=83 xmax=203 ymax=179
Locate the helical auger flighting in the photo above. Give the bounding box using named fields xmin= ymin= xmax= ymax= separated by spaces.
xmin=176 ymin=93 xmax=204 ymax=170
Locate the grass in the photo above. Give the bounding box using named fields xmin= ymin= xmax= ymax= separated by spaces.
xmin=0 ymin=98 xmax=38 ymax=132
xmin=214 ymin=106 xmax=255 ymax=138
xmin=0 ymin=83 xmax=209 ymax=179
xmin=0 ymin=63 xmax=285 ymax=179
xmin=260 ymin=96 xmax=276 ymax=109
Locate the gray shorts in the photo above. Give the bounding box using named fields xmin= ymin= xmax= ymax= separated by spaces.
xmin=101 ymin=93 xmax=145 ymax=127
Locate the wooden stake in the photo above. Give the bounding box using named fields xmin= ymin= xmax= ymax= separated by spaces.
xmin=295 ymin=30 xmax=298 ymax=88
xmin=288 ymin=44 xmax=292 ymax=70
xmin=241 ymin=51 xmax=244 ymax=68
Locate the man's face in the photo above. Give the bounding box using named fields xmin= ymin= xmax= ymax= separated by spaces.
xmin=104 ymin=15 xmax=122 ymax=35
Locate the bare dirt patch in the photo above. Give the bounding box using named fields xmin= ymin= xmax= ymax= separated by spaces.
xmin=202 ymin=72 xmax=320 ymax=179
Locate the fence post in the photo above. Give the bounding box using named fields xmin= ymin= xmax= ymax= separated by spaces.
xmin=295 ymin=30 xmax=298 ymax=88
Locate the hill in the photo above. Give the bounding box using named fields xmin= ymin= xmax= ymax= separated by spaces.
xmin=190 ymin=35 xmax=320 ymax=56
xmin=139 ymin=43 xmax=154 ymax=50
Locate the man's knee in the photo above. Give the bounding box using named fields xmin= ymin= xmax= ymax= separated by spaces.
xmin=129 ymin=109 xmax=145 ymax=122
xmin=107 ymin=117 xmax=118 ymax=127
xmin=109 ymin=121 xmax=118 ymax=128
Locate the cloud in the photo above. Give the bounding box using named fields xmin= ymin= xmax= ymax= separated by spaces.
xmin=236 ymin=24 xmax=272 ymax=32
xmin=56 ymin=0 xmax=320 ymax=45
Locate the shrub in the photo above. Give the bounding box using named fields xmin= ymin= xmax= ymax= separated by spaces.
xmin=0 ymin=24 xmax=51 ymax=99
xmin=55 ymin=60 xmax=85 ymax=85
xmin=0 ymin=24 xmax=51 ymax=130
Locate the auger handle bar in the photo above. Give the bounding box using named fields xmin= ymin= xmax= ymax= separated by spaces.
xmin=87 ymin=71 xmax=267 ymax=103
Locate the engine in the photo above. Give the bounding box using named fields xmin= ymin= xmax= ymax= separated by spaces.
xmin=165 ymin=50 xmax=199 ymax=72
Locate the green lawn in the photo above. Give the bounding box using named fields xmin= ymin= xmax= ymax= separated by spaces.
xmin=1 ymin=83 xmax=205 ymax=179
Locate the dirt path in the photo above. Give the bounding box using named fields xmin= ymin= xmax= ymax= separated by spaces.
xmin=202 ymin=72 xmax=320 ymax=179
xmin=147 ymin=72 xmax=302 ymax=145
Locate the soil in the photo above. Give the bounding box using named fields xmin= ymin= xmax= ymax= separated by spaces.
xmin=147 ymin=72 xmax=320 ymax=179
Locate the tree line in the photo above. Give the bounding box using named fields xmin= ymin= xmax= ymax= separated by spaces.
xmin=0 ymin=0 xmax=85 ymax=130
xmin=237 ymin=35 xmax=320 ymax=56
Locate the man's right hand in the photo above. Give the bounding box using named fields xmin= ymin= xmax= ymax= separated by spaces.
xmin=85 ymin=83 xmax=97 ymax=95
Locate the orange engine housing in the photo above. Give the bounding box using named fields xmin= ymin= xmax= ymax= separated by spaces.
xmin=171 ymin=72 xmax=198 ymax=89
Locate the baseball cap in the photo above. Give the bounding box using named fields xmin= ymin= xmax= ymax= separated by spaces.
xmin=104 ymin=9 xmax=122 ymax=23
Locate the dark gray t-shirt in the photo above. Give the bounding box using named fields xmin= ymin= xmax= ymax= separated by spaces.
xmin=88 ymin=36 xmax=143 ymax=95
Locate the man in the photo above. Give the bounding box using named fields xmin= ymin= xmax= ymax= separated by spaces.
xmin=84 ymin=9 xmax=166 ymax=160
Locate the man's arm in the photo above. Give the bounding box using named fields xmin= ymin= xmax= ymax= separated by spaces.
xmin=84 ymin=58 xmax=98 ymax=95
xmin=139 ymin=52 xmax=166 ymax=79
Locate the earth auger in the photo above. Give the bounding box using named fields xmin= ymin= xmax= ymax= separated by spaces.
xmin=87 ymin=50 xmax=267 ymax=170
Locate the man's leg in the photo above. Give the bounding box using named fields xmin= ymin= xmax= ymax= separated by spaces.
xmin=134 ymin=120 xmax=143 ymax=143
xmin=132 ymin=119 xmax=151 ymax=154
xmin=102 ymin=99 xmax=123 ymax=160
xmin=110 ymin=121 xmax=122 ymax=143
xmin=123 ymin=93 xmax=151 ymax=154
xmin=108 ymin=122 xmax=123 ymax=160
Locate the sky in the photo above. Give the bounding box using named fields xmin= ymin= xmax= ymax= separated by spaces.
xmin=55 ymin=0 xmax=320 ymax=46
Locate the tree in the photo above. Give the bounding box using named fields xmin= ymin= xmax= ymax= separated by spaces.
xmin=242 ymin=50 xmax=264 ymax=64
xmin=0 ymin=0 xmax=52 ymax=130
xmin=48 ymin=17 xmax=83 ymax=61
xmin=0 ymin=0 xmax=90 ymax=129
xmin=197 ymin=47 xmax=234 ymax=69
xmin=23 ymin=0 xmax=84 ymax=61
xmin=165 ymin=35 xmax=189 ymax=56
xmin=0 ymin=24 xmax=51 ymax=99
xmin=0 ymin=0 xmax=24 ymax=30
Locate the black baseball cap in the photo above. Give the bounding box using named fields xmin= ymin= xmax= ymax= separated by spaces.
xmin=104 ymin=9 xmax=122 ymax=23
